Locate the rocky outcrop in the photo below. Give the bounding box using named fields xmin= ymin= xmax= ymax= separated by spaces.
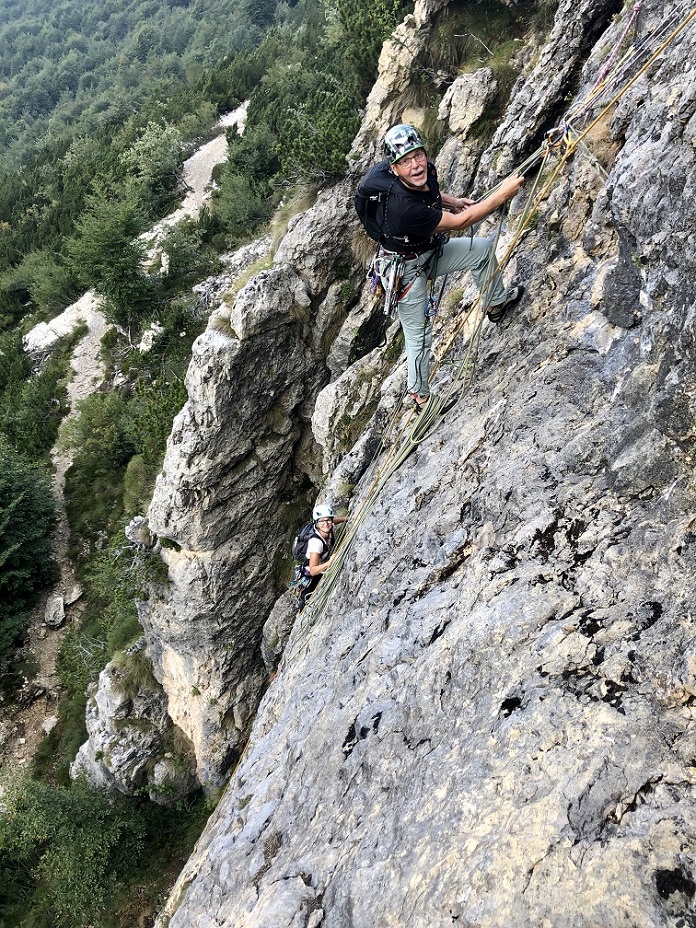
xmin=352 ymin=0 xmax=451 ymax=160
xmin=479 ymin=0 xmax=625 ymax=177
xmin=71 ymin=640 xmax=197 ymax=805
xmin=141 ymin=191 xmax=362 ymax=786
xmin=154 ymin=0 xmax=696 ymax=925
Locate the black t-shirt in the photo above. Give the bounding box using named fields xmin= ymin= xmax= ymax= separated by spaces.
xmin=382 ymin=161 xmax=442 ymax=250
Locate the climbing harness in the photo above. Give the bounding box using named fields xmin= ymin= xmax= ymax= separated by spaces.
xmin=285 ymin=0 xmax=696 ymax=649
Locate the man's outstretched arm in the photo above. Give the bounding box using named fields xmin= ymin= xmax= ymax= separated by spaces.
xmin=435 ymin=174 xmax=525 ymax=233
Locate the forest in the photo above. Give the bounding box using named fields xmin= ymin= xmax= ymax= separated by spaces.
xmin=0 ymin=0 xmax=537 ymax=922
xmin=0 ymin=0 xmax=278 ymax=173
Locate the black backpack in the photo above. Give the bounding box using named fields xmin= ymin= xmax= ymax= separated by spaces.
xmin=292 ymin=522 xmax=334 ymax=564
xmin=292 ymin=522 xmax=319 ymax=562
xmin=354 ymin=160 xmax=441 ymax=251
xmin=354 ymin=162 xmax=399 ymax=244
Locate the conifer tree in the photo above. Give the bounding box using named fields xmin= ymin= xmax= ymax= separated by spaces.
xmin=0 ymin=439 xmax=55 ymax=658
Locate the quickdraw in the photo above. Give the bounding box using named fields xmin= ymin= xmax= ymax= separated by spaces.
xmin=368 ymin=252 xmax=404 ymax=316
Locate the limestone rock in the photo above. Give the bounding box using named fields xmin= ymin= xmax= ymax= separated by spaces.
xmin=142 ymin=185 xmax=360 ymax=788
xmin=274 ymin=181 xmax=355 ymax=296
xmin=192 ymin=235 xmax=272 ymax=315
xmin=434 ymin=70 xmax=499 ymax=195
xmin=438 ymin=69 xmax=497 ymax=136
xmin=352 ymin=0 xmax=452 ymax=159
xmin=43 ymin=594 xmax=65 ymax=628
xmin=41 ymin=716 xmax=58 ymax=735
xmin=479 ymin=0 xmax=622 ymax=177
xmin=71 ymin=641 xmax=197 ymax=803
xmin=318 ymin=280 xmax=368 ymax=379
xmin=229 ymin=266 xmax=311 ymax=340
xmin=313 ymin=330 xmax=402 ymax=477
xmin=22 ymin=290 xmax=104 ymax=357
xmin=138 ymin=322 xmax=164 ymax=353
xmin=155 ymin=1 xmax=696 ymax=925
xmin=64 ymin=584 xmax=83 ymax=606
xmin=125 ymin=515 xmax=156 ymax=548
xmin=261 ymin=590 xmax=298 ymax=673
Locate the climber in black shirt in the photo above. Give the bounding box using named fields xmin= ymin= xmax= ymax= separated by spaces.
xmin=363 ymin=124 xmax=525 ymax=411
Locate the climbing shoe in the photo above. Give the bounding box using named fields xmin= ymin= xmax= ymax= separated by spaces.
xmin=408 ymin=390 xmax=430 ymax=414
xmin=487 ymin=284 xmax=524 ymax=324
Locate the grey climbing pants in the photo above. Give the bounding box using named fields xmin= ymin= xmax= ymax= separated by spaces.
xmin=397 ymin=235 xmax=506 ymax=397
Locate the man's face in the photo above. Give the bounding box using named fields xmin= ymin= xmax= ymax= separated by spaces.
xmin=391 ymin=148 xmax=428 ymax=188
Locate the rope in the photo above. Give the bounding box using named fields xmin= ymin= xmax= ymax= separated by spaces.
xmin=284 ymin=0 xmax=696 ymax=654
xmin=567 ymin=0 xmax=695 ymax=132
xmin=567 ymin=0 xmax=643 ymax=125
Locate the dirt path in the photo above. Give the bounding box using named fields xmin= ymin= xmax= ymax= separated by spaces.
xmin=0 ymin=108 xmax=244 ymax=771
xmin=1 ymin=292 xmax=106 ymax=768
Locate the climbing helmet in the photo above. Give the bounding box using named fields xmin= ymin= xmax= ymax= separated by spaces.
xmin=383 ymin=124 xmax=426 ymax=165
xmin=313 ymin=504 xmax=334 ymax=522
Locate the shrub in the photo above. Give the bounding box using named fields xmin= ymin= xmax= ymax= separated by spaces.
xmin=63 ymin=392 xmax=136 ymax=559
xmin=110 ymin=646 xmax=156 ymax=699
xmin=122 ymin=453 xmax=150 ymax=517
xmin=0 ymin=249 xmax=80 ymax=318
xmin=278 ymin=82 xmax=360 ymax=180
xmin=66 ymin=185 xmax=155 ymax=329
xmin=0 ymin=777 xmax=146 ymax=927
xmin=0 ymin=439 xmax=56 ymax=659
xmin=0 ymin=326 xmax=84 ymax=462
xmin=119 ymin=120 xmax=184 ymax=213
xmin=158 ymin=220 xmax=219 ymax=292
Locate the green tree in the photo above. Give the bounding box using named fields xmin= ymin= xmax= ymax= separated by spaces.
xmin=0 ymin=438 xmax=56 ymax=659
xmin=278 ymin=81 xmax=360 ymax=179
xmin=0 ymin=248 xmax=80 ymax=317
xmin=119 ymin=120 xmax=184 ymax=211
xmin=332 ymin=0 xmax=411 ymax=95
xmin=63 ymin=391 xmax=136 ymax=558
xmin=0 ymin=327 xmax=81 ymax=461
xmin=67 ymin=186 xmax=155 ymax=328
xmin=0 ymin=777 xmax=146 ymax=927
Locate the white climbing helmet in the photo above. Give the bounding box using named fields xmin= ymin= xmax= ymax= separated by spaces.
xmin=313 ymin=504 xmax=334 ymax=522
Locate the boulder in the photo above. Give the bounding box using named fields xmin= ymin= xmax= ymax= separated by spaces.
xmin=43 ymin=594 xmax=65 ymax=629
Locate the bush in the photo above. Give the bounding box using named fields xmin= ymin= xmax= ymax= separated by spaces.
xmin=63 ymin=392 xmax=136 ymax=559
xmin=333 ymin=0 xmax=411 ymax=96
xmin=66 ymin=186 xmax=155 ymax=329
xmin=0 ymin=326 xmax=85 ymax=464
xmin=122 ymin=453 xmax=149 ymax=517
xmin=0 ymin=439 xmax=56 ymax=659
xmin=0 ymin=777 xmax=147 ymax=927
xmin=213 ymin=122 xmax=281 ymax=242
xmin=278 ymin=82 xmax=360 ymax=180
xmin=158 ymin=220 xmax=219 ymax=292
xmin=119 ymin=120 xmax=184 ymax=213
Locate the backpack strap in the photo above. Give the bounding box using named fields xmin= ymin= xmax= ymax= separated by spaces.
xmin=378 ymin=175 xmax=398 ymax=247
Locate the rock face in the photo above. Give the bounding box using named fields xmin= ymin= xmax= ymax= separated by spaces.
xmin=154 ymin=0 xmax=696 ymax=925
xmin=71 ymin=640 xmax=197 ymax=805
xmin=141 ymin=191 xmax=361 ymax=788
